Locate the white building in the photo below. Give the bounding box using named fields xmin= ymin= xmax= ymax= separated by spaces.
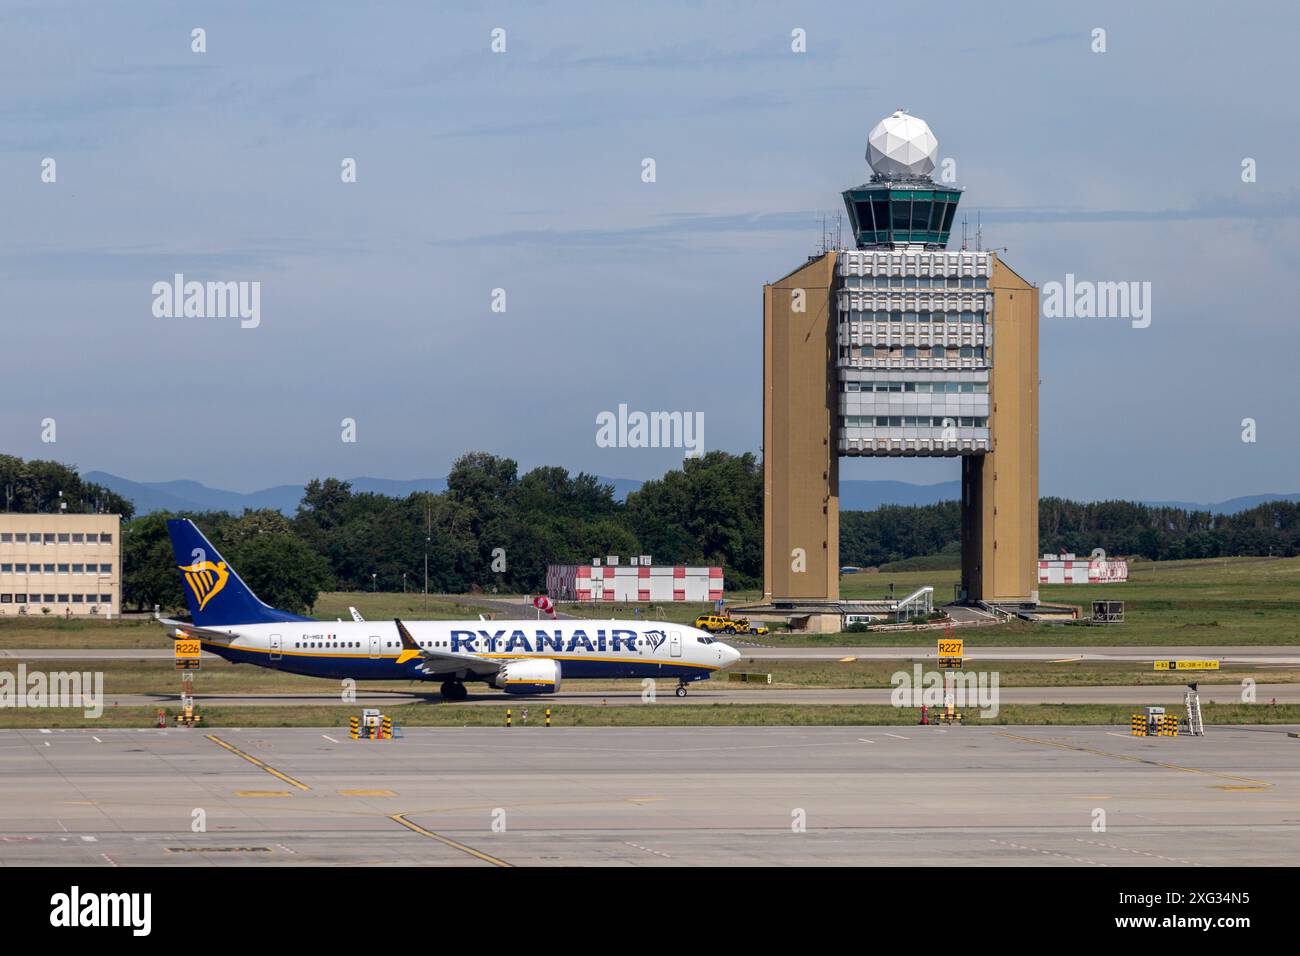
xmin=546 ymin=563 xmax=723 ymax=603
xmin=1037 ymin=552 xmax=1128 ymax=585
xmin=0 ymin=514 xmax=122 ymax=617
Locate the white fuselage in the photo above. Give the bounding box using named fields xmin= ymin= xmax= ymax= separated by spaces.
xmin=179 ymin=618 xmax=740 ymax=683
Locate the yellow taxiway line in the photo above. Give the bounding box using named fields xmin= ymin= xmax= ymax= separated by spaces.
xmin=390 ymin=813 xmax=512 ymax=867
xmin=206 ymin=735 xmax=311 ymax=791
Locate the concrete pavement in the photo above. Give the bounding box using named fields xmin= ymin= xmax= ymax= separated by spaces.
xmin=1 ymin=725 xmax=1295 ymax=866
xmin=77 ymin=682 xmax=1300 ymax=708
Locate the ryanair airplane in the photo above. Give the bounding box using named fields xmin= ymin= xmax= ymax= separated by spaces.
xmin=159 ymin=519 xmax=741 ymax=700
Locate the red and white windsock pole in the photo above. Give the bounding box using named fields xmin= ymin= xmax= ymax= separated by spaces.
xmin=532 ymin=595 xmax=556 ymax=619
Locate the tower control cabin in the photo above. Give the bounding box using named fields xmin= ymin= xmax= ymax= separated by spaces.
xmin=762 ymin=110 xmax=1039 ymax=625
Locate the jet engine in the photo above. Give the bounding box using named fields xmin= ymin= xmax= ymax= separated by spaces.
xmin=493 ymin=658 xmax=562 ymax=695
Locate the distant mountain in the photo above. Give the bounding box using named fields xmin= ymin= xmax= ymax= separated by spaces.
xmin=83 ymin=472 xmax=447 ymax=516
xmin=1139 ymin=493 xmax=1300 ymax=514
xmin=85 ymin=471 xmax=630 ymax=515
xmin=839 ymin=479 xmax=959 ymax=510
xmin=84 ymin=470 xmax=1298 ymax=518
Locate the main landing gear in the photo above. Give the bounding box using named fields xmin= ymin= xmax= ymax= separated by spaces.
xmin=675 ymin=680 xmax=689 ymax=698
xmin=440 ymin=680 xmax=468 ymax=702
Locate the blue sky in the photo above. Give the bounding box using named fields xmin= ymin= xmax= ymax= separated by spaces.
xmin=2 ymin=0 xmax=1297 ymax=501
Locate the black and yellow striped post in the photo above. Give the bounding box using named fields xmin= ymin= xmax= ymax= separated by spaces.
xmin=1130 ymin=713 xmax=1145 ymax=736
xmin=381 ymin=716 xmax=393 ymax=740
xmin=506 ymin=708 xmax=512 ymax=728
xmin=545 ymin=707 xmax=551 ymax=727
xmin=349 ymin=716 xmax=360 ymax=740
xmin=1160 ymin=714 xmax=1178 ymax=737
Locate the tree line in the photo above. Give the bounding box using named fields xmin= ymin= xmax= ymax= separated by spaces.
xmin=3 ymin=454 xmax=1297 ymax=615
xmin=840 ymin=496 xmax=1300 ymax=568
xmin=0 ymin=456 xmax=134 ymax=518
xmin=117 ymin=451 xmax=763 ymax=613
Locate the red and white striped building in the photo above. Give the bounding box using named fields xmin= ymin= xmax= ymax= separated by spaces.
xmin=1037 ymin=553 xmax=1128 ymax=585
xmin=546 ymin=564 xmax=724 ymax=603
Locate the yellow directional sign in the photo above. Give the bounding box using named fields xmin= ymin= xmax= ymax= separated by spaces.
xmin=937 ymin=637 xmax=963 ymax=669
xmin=175 ymin=638 xmax=202 ymax=670
xmin=1153 ymin=659 xmax=1220 ymax=671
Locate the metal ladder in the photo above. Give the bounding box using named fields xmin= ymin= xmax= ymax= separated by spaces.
xmin=1184 ymin=685 xmax=1205 ymax=736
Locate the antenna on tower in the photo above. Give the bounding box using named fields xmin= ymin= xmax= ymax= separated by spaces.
xmin=960 ymin=215 xmax=969 ymax=251
xmin=975 ymin=211 xmax=983 ymax=252
xmin=814 ymin=211 xmax=844 ymax=257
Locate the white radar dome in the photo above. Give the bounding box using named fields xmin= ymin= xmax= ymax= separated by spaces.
xmin=866 ymin=109 xmax=938 ymax=179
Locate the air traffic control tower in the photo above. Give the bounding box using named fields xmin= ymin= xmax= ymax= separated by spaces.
xmin=762 ymin=110 xmax=1039 ymax=627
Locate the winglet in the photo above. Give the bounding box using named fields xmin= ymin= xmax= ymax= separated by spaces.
xmin=394 ymin=618 xmax=423 ymax=665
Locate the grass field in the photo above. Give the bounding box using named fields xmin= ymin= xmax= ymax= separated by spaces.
xmin=5 ymin=657 xmax=1295 ymax=698
xmin=4 ymin=702 xmax=1297 ymax=729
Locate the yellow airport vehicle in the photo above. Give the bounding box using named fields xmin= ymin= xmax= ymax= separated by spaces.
xmin=694 ymin=614 xmax=768 ymax=636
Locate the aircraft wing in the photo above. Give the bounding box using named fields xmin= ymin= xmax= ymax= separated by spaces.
xmin=394 ymin=618 xmax=500 ymax=678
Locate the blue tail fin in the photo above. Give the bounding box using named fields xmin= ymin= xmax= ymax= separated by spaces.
xmin=166 ymin=519 xmax=312 ymax=626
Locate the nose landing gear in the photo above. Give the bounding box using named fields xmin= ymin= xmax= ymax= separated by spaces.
xmin=675 ymin=680 xmax=689 ymax=698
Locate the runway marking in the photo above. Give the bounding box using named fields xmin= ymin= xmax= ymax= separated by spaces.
xmin=321 ymin=734 xmax=340 ymax=743
xmin=337 ymin=789 xmax=397 ymax=796
xmin=996 ymin=732 xmax=1274 ymax=790
xmin=884 ymin=733 xmax=909 ymax=740
xmin=92 ymin=736 xmax=102 ymax=743
xmin=206 ymin=735 xmax=310 ymax=791
xmin=100 ymin=853 xmax=118 ymax=867
xmin=838 ymin=656 xmax=858 ymax=663
xmin=858 ymin=738 xmax=875 ymax=744
xmin=235 ymin=791 xmax=293 ymax=798
xmin=988 ymin=838 xmax=1106 ymax=866
xmin=624 ymin=841 xmax=671 ymax=859
xmin=166 ymin=846 xmax=273 ymax=853
xmin=389 ymin=813 xmax=511 ymax=868
xmin=1075 ymin=838 xmax=1207 ymax=867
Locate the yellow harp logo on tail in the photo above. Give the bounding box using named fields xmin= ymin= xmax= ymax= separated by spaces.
xmin=179 ymin=560 xmax=230 ymax=611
